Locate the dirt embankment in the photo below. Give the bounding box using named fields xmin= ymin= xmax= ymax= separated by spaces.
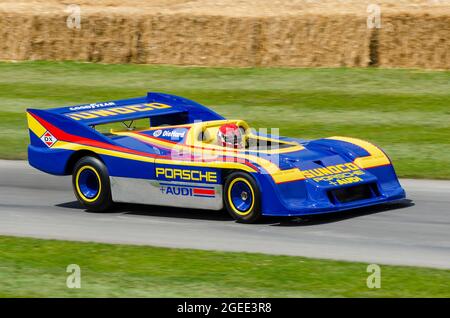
xmin=0 ymin=0 xmax=448 ymax=69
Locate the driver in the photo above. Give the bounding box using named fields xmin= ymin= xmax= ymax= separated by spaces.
xmin=217 ymin=123 xmax=244 ymax=149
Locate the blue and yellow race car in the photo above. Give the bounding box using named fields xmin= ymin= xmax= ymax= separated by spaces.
xmin=27 ymin=92 xmax=405 ymax=223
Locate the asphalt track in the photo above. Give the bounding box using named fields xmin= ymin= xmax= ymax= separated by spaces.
xmin=0 ymin=160 xmax=449 ymax=269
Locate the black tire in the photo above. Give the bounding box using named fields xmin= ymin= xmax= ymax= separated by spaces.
xmin=223 ymin=171 xmax=262 ymax=224
xmin=72 ymin=156 xmax=113 ymax=212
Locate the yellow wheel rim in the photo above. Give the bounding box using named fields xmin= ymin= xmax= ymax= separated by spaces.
xmin=227 ymin=177 xmax=255 ymax=216
xmin=75 ymin=166 xmax=102 ymax=203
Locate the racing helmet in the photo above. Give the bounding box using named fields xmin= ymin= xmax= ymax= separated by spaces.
xmin=217 ymin=123 xmax=244 ymax=149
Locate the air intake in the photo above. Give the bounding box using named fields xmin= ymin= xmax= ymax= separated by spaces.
xmin=328 ymin=183 xmax=379 ymax=204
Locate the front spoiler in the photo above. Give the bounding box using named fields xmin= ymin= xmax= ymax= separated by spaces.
xmin=262 ymin=187 xmax=406 ymax=217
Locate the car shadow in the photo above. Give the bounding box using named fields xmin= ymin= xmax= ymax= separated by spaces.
xmin=56 ymin=199 xmax=414 ymax=225
xmin=56 ymin=201 xmax=234 ymax=222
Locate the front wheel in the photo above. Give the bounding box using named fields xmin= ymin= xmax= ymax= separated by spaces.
xmin=72 ymin=156 xmax=113 ymax=212
xmin=223 ymin=172 xmax=262 ymax=224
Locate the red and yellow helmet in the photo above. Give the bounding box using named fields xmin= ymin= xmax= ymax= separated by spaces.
xmin=217 ymin=123 xmax=244 ymax=149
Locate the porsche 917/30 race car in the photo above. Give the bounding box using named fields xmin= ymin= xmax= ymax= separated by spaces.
xmin=27 ymin=92 xmax=405 ymax=223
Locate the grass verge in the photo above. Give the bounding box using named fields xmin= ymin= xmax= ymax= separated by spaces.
xmin=0 ymin=236 xmax=449 ymax=297
xmin=1 ymin=61 xmax=449 ymax=178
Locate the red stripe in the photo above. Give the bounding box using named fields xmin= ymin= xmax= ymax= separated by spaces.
xmin=31 ymin=113 xmax=164 ymax=159
xmin=193 ymin=188 xmax=215 ymax=195
xmin=31 ymin=113 xmax=260 ymax=171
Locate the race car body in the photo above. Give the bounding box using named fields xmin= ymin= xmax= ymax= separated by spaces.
xmin=27 ymin=92 xmax=405 ymax=223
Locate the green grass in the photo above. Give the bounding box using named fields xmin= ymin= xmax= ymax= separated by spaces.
xmin=0 ymin=236 xmax=449 ymax=298
xmin=1 ymin=61 xmax=449 ymax=178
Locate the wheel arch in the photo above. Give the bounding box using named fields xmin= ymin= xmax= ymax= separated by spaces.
xmin=221 ymin=168 xmax=262 ymax=190
xmin=221 ymin=168 xmax=268 ymax=210
xmin=65 ymin=150 xmax=104 ymax=175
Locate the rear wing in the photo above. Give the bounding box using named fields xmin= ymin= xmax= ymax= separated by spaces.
xmin=30 ymin=92 xmax=224 ymax=127
xmin=26 ymin=93 xmax=224 ymax=175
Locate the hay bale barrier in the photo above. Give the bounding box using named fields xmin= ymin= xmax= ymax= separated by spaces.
xmin=0 ymin=0 xmax=448 ymax=69
xmin=379 ymin=13 xmax=450 ymax=69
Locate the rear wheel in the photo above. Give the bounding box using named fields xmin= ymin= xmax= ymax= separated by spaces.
xmin=223 ymin=172 xmax=261 ymax=224
xmin=72 ymin=157 xmax=113 ymax=212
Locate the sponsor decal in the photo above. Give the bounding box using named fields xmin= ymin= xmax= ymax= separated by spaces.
xmin=162 ymin=129 xmax=186 ymax=139
xmin=159 ymin=183 xmax=216 ymax=198
xmin=69 ymin=102 xmax=116 ymax=111
xmin=66 ymin=103 xmax=172 ymax=121
xmin=304 ymin=163 xmax=366 ymax=186
xmin=303 ymin=163 xmax=361 ymax=179
xmin=41 ymin=131 xmax=57 ymax=147
xmin=156 ymin=167 xmax=219 ymax=183
xmin=150 ymin=128 xmax=187 ymax=142
xmin=314 ymin=172 xmax=365 ymax=186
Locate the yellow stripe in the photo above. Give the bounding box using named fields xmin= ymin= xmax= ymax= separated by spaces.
xmin=271 ymin=168 xmax=305 ymax=183
xmin=327 ymin=136 xmax=390 ymax=169
xmin=55 ymin=141 xmax=156 ymax=163
xmin=27 ymin=113 xmax=47 ymax=137
xmin=183 ymin=119 xmax=304 ymax=154
xmin=112 ymin=130 xmax=304 ymax=183
xmin=155 ymin=158 xmax=256 ymax=173
xmin=187 ymin=133 xmax=304 ymax=155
